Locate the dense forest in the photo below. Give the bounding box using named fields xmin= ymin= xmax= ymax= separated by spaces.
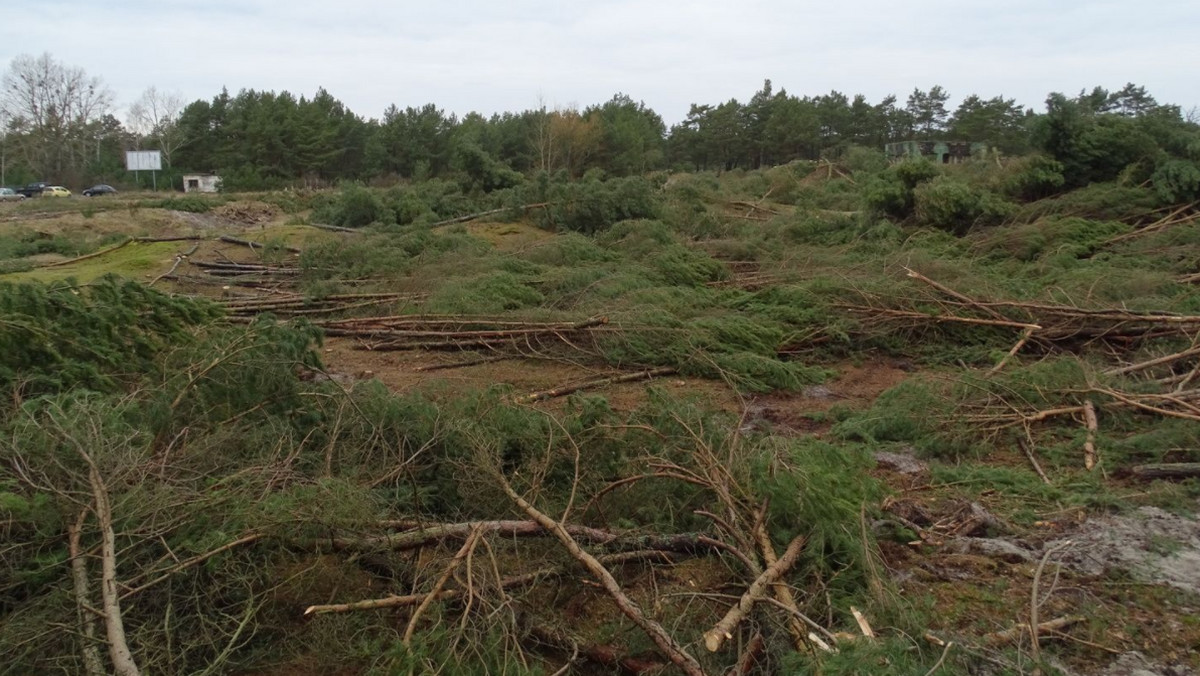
xmin=3 ymin=52 xmax=1197 ymax=197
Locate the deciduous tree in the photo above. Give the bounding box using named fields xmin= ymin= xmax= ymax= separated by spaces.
xmin=127 ymin=86 xmax=186 ymax=167
xmin=0 ymin=52 xmax=114 ymax=181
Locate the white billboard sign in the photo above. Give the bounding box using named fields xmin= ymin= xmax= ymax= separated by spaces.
xmin=126 ymin=150 xmax=162 ymax=172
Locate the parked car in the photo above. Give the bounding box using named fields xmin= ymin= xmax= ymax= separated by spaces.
xmin=82 ymin=184 xmax=117 ymax=197
xmin=16 ymin=182 xmax=50 ymax=198
xmin=43 ymin=186 xmax=72 ymax=198
xmin=0 ymin=188 xmax=25 ymax=201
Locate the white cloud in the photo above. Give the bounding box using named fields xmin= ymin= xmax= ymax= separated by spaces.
xmin=3 ymin=0 xmax=1197 ymax=123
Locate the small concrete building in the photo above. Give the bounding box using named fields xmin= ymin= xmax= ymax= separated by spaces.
xmin=885 ymin=141 xmax=986 ymax=164
xmin=182 ymin=174 xmax=221 ymax=193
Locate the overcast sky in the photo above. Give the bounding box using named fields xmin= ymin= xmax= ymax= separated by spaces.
xmin=3 ymin=0 xmax=1197 ymax=124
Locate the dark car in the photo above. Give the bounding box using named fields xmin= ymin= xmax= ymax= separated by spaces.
xmin=16 ymin=182 xmax=50 ymax=198
xmin=82 ymin=184 xmax=118 ymax=197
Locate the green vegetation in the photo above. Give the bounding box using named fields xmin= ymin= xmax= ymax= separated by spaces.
xmin=2 ymin=63 xmax=1200 ymax=675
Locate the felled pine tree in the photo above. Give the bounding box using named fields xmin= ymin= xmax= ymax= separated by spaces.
xmin=0 ymin=276 xmax=220 ymax=404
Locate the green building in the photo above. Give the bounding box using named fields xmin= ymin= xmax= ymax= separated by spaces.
xmin=885 ymin=140 xmax=987 ymax=164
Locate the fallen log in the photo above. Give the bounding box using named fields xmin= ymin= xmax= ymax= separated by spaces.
xmin=132 ymin=235 xmax=205 ymax=243
xmin=221 ymin=292 xmax=419 ymax=310
xmin=307 ymin=222 xmax=360 ymax=233
xmin=336 ymin=325 xmax=603 ymax=341
xmin=840 ymin=306 xmax=1040 ymax=331
xmin=322 ymin=519 xmax=616 ymax=551
xmin=201 ymin=268 xmax=302 ymax=277
xmin=337 ymin=317 xmax=607 ymax=347
xmin=218 ymin=235 xmax=302 ymax=254
xmin=428 ymin=202 xmax=549 ymax=229
xmin=41 ymin=239 xmax=132 ymax=268
xmin=304 ymin=568 xmax=552 ymax=615
xmin=1104 ymin=345 xmax=1200 ymax=377
xmin=321 ymin=317 xmax=595 ymax=330
xmin=68 ymin=511 xmax=105 ymax=676
xmin=727 ymin=200 xmax=780 ymax=215
xmin=80 ymin=452 xmax=141 ymax=676
xmin=358 ymin=337 xmax=518 ymax=351
xmin=1130 ymin=463 xmax=1200 ymax=480
xmin=317 ymin=520 xmax=738 ymax=561
xmin=518 ymin=367 xmax=678 ymax=402
xmin=984 ymin=615 xmax=1084 ymax=646
xmin=191 ymin=260 xmax=302 ymax=272
xmin=413 ymin=355 xmax=513 ymax=372
xmin=165 ymin=275 xmax=276 ymax=290
xmin=303 ymin=550 xmax=674 ymax=617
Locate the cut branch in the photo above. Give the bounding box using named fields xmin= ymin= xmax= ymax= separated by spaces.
xmin=497 ymin=474 xmax=709 ymax=676
xmin=703 ymin=534 xmax=806 ymax=652
xmin=43 ymin=239 xmax=132 ymax=268
xmin=429 ymin=202 xmax=549 ymax=228
xmin=402 ymin=527 xmax=482 ymax=645
xmin=1017 ymin=436 xmax=1052 ymax=486
xmin=120 ymin=533 xmax=262 ymax=600
xmin=985 ymin=616 xmax=1084 ymax=646
xmin=1104 ymin=345 xmax=1200 ymax=377
xmin=725 ymin=632 xmax=764 ymax=676
xmin=303 ymin=551 xmax=672 ymax=617
xmin=988 ymin=326 xmax=1036 ymax=375
xmin=753 ymin=520 xmax=807 ymax=652
xmin=518 ymin=367 xmax=677 ymax=402
xmin=413 ymin=355 xmax=513 ymax=372
xmin=218 ymin=235 xmax=302 ymax=254
xmin=1082 ymin=400 xmax=1098 ymax=471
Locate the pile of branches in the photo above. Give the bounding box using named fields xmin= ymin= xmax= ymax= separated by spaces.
xmin=316 ymin=315 xmax=611 ymax=352
xmin=292 ymin=418 xmax=856 ymax=675
xmin=189 ymin=259 xmax=301 ymax=278
xmin=219 ymin=292 xmax=426 ymax=319
xmin=1101 ymin=201 xmax=1199 ymax=248
xmin=847 ymin=268 xmax=1200 ymax=475
xmin=843 ymin=268 xmax=1200 ymax=359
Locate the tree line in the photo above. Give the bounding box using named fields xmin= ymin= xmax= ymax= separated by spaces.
xmin=2 ymin=52 xmax=1196 ymax=194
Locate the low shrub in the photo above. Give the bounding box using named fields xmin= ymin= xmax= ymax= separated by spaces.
xmin=913 ymin=177 xmax=1016 ymax=235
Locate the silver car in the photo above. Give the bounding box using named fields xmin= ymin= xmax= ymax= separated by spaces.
xmin=0 ymin=188 xmax=26 ymax=201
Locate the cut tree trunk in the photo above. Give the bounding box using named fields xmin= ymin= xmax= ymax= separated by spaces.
xmin=68 ymin=512 xmax=105 ymax=676
xmin=703 ymin=534 xmax=806 ymax=652
xmin=84 ymin=460 xmax=141 ymax=676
